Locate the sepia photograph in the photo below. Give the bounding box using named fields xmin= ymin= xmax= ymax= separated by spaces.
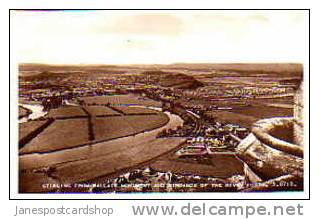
xmin=10 ymin=10 xmax=308 ymax=196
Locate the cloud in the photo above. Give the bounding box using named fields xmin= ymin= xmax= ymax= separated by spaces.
xmin=96 ymin=13 xmax=184 ymax=36
xmin=188 ymin=13 xmax=270 ymax=33
xmin=11 ymin=11 xmax=308 ymax=64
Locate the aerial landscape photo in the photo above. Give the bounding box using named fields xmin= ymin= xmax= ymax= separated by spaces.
xmin=12 ymin=10 xmax=306 ymax=194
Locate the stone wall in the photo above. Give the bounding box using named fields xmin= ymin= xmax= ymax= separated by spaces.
xmin=236 ymin=118 xmax=304 ymax=191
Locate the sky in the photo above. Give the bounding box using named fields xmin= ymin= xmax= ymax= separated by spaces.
xmin=11 ymin=10 xmax=308 ymax=65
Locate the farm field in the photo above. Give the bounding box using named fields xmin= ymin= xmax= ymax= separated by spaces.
xmin=93 ymin=114 xmax=169 ymax=141
xmin=251 ymin=96 xmax=294 ymax=105
xmin=47 ymin=106 xmax=87 ymax=119
xmin=79 ymin=94 xmax=161 ymax=107
xmin=19 ymin=120 xmax=49 ymax=141
xmin=122 ymin=114 xmax=169 ymax=131
xmin=150 ymin=154 xmax=244 ymax=178
xmin=20 ymin=119 xmax=89 ymax=154
xmin=83 ymin=106 xmax=121 ymax=116
xmin=227 ymin=105 xmax=293 ymax=119
xmin=205 ymin=110 xmax=258 ymax=128
xmin=111 ymin=106 xmax=159 ymax=115
xmin=19 ymin=107 xmax=169 ymax=154
xmin=205 ymin=102 xmax=293 ymax=128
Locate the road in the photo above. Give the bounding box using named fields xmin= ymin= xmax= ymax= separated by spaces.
xmin=185 ymin=109 xmax=202 ymax=135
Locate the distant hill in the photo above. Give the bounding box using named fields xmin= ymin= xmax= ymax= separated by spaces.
xmin=19 ymin=63 xmax=125 ymax=76
xmin=19 ymin=62 xmax=303 ymax=79
xmin=19 ymin=63 xmax=119 ymax=72
xmin=19 ymin=71 xmax=70 ymax=81
xmin=165 ymin=63 xmax=303 ymax=77
xmin=142 ymin=70 xmax=203 ymax=89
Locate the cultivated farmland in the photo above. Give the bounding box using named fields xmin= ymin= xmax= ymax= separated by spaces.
xmin=20 ymin=119 xmax=89 ymax=154
xmin=19 ymin=106 xmax=169 ymax=154
xmin=19 ymin=120 xmax=50 ymax=142
xmin=111 ymin=106 xmax=159 ymax=115
xmin=47 ymin=106 xmax=87 ymax=119
xmin=79 ymin=94 xmax=161 ymax=107
xmin=83 ymin=106 xmax=121 ymax=116
xmin=92 ymin=114 xmax=169 ymax=141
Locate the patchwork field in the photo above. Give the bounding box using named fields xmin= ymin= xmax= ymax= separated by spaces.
xmin=150 ymin=154 xmax=244 ymax=178
xmin=227 ymin=105 xmax=293 ymax=119
xmin=205 ymin=110 xmax=257 ymax=128
xmin=83 ymin=106 xmax=121 ymax=116
xmin=122 ymin=114 xmax=169 ymax=131
xmin=79 ymin=94 xmax=161 ymax=107
xmin=19 ymin=120 xmax=50 ymax=142
xmin=93 ymin=114 xmax=169 ymax=141
xmin=19 ymin=107 xmax=169 ymax=154
xmin=20 ymin=119 xmax=89 ymax=154
xmin=47 ymin=106 xmax=87 ymax=119
xmin=111 ymin=106 xmax=159 ymax=115
xmin=205 ymin=104 xmax=293 ymax=128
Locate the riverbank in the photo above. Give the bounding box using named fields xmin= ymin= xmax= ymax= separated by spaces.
xmin=18 ymin=104 xmax=47 ymax=123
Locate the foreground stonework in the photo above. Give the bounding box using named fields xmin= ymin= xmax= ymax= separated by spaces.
xmin=294 ymin=81 xmax=304 ymax=146
xmin=237 ymin=117 xmax=303 ymax=191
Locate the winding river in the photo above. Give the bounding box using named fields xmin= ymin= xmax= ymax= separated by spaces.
xmin=19 ymin=104 xmax=47 ymax=123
